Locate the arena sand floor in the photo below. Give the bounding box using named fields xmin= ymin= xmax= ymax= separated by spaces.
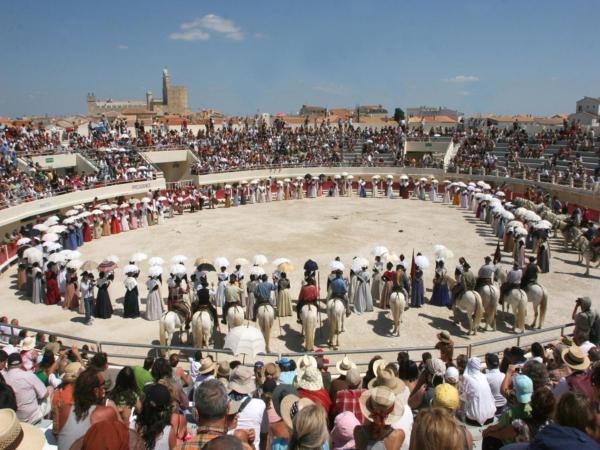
xmin=1 ymin=197 xmax=595 ymax=365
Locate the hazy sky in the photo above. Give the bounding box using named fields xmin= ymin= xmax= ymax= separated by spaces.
xmin=1 ymin=0 xmax=599 ymax=117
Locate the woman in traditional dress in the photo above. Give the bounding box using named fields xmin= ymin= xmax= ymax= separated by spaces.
xmin=102 ymin=214 xmax=111 ymax=236
xmin=354 ymin=266 xmax=374 ymax=314
xmin=429 ymin=260 xmax=451 ymax=307
xmin=419 ymin=180 xmax=427 ymax=201
xmin=452 ymin=186 xmax=460 ymax=206
xmin=45 ymin=264 xmax=61 ymax=306
xmin=460 ymin=188 xmax=469 ymax=208
xmin=120 ymin=209 xmax=130 ymax=232
xmin=224 ymin=186 xmax=232 ymax=208
xmin=430 ymin=180 xmax=438 ymax=202
xmin=140 ymin=204 xmax=149 ymax=227
xmin=82 ymin=218 xmax=93 ymax=242
xmin=123 ymin=272 xmax=140 ymax=319
xmin=371 ymin=256 xmax=384 ymax=305
xmin=31 ymin=262 xmax=44 ymax=304
xmin=309 ymin=178 xmax=318 ymax=198
xmin=94 ymin=272 xmax=113 ymax=319
xmin=157 ymin=201 xmax=165 ymax=225
xmin=111 ymin=211 xmax=121 ymax=234
xmin=371 ymin=178 xmax=379 ymax=198
xmin=443 ymin=182 xmax=451 ymax=203
xmin=17 ymin=255 xmax=27 ymax=290
xmin=93 ymin=217 xmax=102 ymax=239
xmin=379 ymin=262 xmax=395 ymax=309
xmin=276 ymin=182 xmax=284 ymax=201
xmin=64 ymin=267 xmax=80 ymax=311
xmin=145 ymin=275 xmax=164 ymax=321
xmin=246 ymin=273 xmax=258 ymax=320
xmin=284 ymin=181 xmax=291 ymax=200
xmin=411 ymin=264 xmax=425 ymax=308
xmin=298 ymin=179 xmax=305 ymax=199
xmin=129 ymin=207 xmax=138 ymax=230
xmin=259 ymin=182 xmax=267 ymax=203
xmin=75 ymin=221 xmax=84 ymax=247
xmin=215 ymin=267 xmax=228 ymax=308
xmin=385 ymin=177 xmax=393 ymax=199
xmin=232 ymin=185 xmax=240 ymax=207
xmin=537 ymin=238 xmax=550 ymax=273
xmin=276 ymin=272 xmax=293 ymax=317
xmin=66 ymin=226 xmax=78 ymax=250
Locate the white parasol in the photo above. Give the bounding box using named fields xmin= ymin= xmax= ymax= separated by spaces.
xmin=252 ymin=254 xmax=268 ymax=266
xmin=351 ymin=257 xmax=370 ymax=273
xmin=271 ymin=257 xmax=291 ymax=267
xmin=24 ymin=247 xmax=43 ymax=264
xmin=106 ymin=255 xmax=120 ymax=263
xmin=67 ymin=260 xmax=83 ymax=270
xmin=171 ymin=255 xmax=188 ymax=264
xmin=42 ymin=233 xmax=59 ymax=243
xmin=415 ymin=255 xmax=430 ymax=269
xmin=123 ymin=264 xmax=140 ymax=275
xmin=249 ymin=266 xmax=266 ymax=277
xmin=224 ymin=325 xmax=266 ymax=357
xmin=130 ymin=252 xmax=148 ymax=263
xmin=329 ymin=260 xmax=345 ymax=272
xmin=148 ymin=257 xmax=165 ymax=266
xmin=148 ymin=266 xmax=163 ymax=277
xmin=48 ymin=225 xmax=67 ymax=234
xmin=33 ymin=224 xmax=49 ymax=232
xmin=17 ymin=238 xmax=31 ymax=246
xmin=370 ymin=245 xmax=389 ymax=257
xmin=214 ymin=256 xmax=230 ymax=268
xmin=170 ymin=264 xmax=187 ymax=276
xmin=64 ymin=209 xmax=79 ymax=217
xmin=432 ymin=245 xmax=454 ymax=261
xmin=233 ymin=257 xmax=249 ymax=266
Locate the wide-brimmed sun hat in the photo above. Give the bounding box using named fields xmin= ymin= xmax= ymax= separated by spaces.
xmin=297 ymin=365 xmax=323 ymax=391
xmin=198 ymin=357 xmax=216 ymax=375
xmin=272 ymin=384 xmax=298 ymax=417
xmin=336 ymin=356 xmax=357 ymax=376
xmin=280 ymin=395 xmax=314 ymax=429
xmin=0 ymin=409 xmax=45 ymax=449
xmin=368 ymin=366 xmax=406 ymax=395
xmin=561 ymin=346 xmax=590 ymax=371
xmin=20 ymin=337 xmax=35 ymax=352
xmin=228 ymin=366 xmax=255 ymax=395
xmin=216 ymin=361 xmax=231 ymax=379
xmin=437 ymin=330 xmax=452 ymax=343
xmin=60 ymin=362 xmax=83 ymax=383
xmin=359 ymin=386 xmax=402 ymax=426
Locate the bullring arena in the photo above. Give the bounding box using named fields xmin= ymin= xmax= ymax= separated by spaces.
xmin=1 ymin=166 xmax=597 ymax=367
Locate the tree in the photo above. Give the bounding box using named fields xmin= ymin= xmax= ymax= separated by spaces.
xmin=393 ymin=108 xmax=405 ymax=123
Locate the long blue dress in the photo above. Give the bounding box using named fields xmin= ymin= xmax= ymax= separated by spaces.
xmin=411 ymin=269 xmax=425 ymax=307
xmin=429 ymin=268 xmax=451 ymax=307
xmin=67 ymin=228 xmax=78 ymax=251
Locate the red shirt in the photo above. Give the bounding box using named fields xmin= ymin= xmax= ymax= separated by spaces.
xmin=298 ymin=388 xmax=332 ymax=415
xmin=334 ymin=389 xmax=365 ymax=423
xmin=298 ymin=284 xmax=319 ymax=302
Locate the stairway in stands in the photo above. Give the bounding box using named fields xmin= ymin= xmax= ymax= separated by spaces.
xmin=342 ymin=139 xmax=397 ymax=165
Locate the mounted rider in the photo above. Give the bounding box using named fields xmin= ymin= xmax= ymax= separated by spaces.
xmin=329 ymin=270 xmax=351 ymax=317
xmin=500 ymin=263 xmax=522 ymax=305
xmin=168 ymin=275 xmax=191 ymax=330
xmin=451 ymin=258 xmax=476 ymax=305
xmin=392 ymin=264 xmax=410 ymax=305
xmin=296 ymin=276 xmax=319 ymax=324
xmin=252 ymin=274 xmax=277 ymax=320
xmin=520 ymin=257 xmax=540 ymax=289
xmin=475 ymin=256 xmax=495 ymax=291
xmin=191 ymin=277 xmax=219 ymax=334
xmin=222 ymin=274 xmax=244 ymax=324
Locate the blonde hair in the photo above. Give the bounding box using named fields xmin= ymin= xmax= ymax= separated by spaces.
xmin=409 ymin=407 xmax=463 ymax=450
xmin=290 ymin=404 xmax=329 ymax=450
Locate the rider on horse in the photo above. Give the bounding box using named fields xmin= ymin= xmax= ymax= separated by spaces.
xmin=252 ymin=274 xmax=277 ymax=320
xmin=500 ymin=263 xmax=522 ymax=305
xmin=475 ymin=256 xmax=495 ymax=291
xmin=222 ymin=274 xmax=244 ymax=324
xmin=392 ymin=264 xmax=410 ymax=306
xmin=329 ymin=270 xmax=351 ymax=317
xmin=168 ymin=276 xmax=191 ymax=329
xmin=296 ymin=276 xmax=319 ymax=324
xmin=451 ymin=259 xmax=476 ymax=307
xmin=520 ymin=257 xmax=539 ymax=289
xmin=191 ymin=277 xmax=219 ymax=333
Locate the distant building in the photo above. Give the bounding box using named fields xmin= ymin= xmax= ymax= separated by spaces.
xmin=407 ymin=106 xmax=463 ymax=121
xmin=299 ymin=105 xmax=327 ymax=117
xmin=568 ymin=96 xmax=600 ymax=127
xmin=356 ymin=104 xmax=388 ymax=118
xmin=87 ymin=68 xmax=188 ymax=115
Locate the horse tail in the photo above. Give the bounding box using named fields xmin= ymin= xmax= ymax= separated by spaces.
xmin=159 ymin=315 xmax=167 ymax=347
xmin=261 ymin=306 xmax=273 ymax=350
xmin=473 ymin=292 xmax=484 ymax=332
xmin=517 ymin=291 xmax=527 ymax=332
xmin=304 ymin=305 xmax=316 ymax=351
xmin=539 ymin=286 xmax=548 ymax=328
xmin=192 ymin=313 xmax=202 ymax=348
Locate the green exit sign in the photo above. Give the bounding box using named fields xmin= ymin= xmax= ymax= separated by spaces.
xmin=45 ymin=157 xmax=54 ymax=163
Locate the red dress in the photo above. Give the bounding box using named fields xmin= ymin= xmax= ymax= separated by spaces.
xmin=82 ymin=221 xmax=93 ymax=242
xmin=110 ymin=215 xmax=121 ymax=234
xmin=45 ymin=272 xmax=61 ymax=305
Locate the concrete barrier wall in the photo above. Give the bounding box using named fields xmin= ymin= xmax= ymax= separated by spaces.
xmin=405 ymin=141 xmax=450 ymax=154
xmin=141 ymin=150 xmax=199 ymax=182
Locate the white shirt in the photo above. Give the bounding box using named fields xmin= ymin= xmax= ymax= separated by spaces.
xmin=391 ymin=401 xmax=413 ymax=450
xmin=461 ymin=361 xmax=496 ymax=425
xmin=580 ymin=341 xmax=596 ymax=355
xmin=234 ymin=398 xmax=268 ymax=450
xmin=485 ymin=368 xmax=507 ymax=409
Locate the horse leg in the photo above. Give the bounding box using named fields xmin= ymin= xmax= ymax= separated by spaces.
xmin=452 ymin=305 xmax=459 ymax=325
xmin=530 ymin=304 xmax=538 ymax=329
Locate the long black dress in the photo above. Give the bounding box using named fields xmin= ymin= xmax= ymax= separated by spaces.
xmin=95 ymin=279 xmax=113 ymax=319
xmin=123 ymin=285 xmax=140 ymax=318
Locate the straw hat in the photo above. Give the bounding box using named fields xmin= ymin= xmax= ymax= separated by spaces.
xmin=60 ymin=362 xmax=83 ymax=383
xmin=280 ymin=394 xmax=314 ymax=429
xmin=272 ymin=384 xmax=298 ymax=417
xmin=335 ymin=356 xmax=357 ymax=376
xmin=20 ymin=337 xmax=35 ymax=352
xmin=367 ymin=366 xmax=406 ymax=395
xmin=198 ymin=358 xmax=216 ymax=375
xmin=0 ymin=409 xmax=45 ymax=449
xmin=216 ymin=361 xmax=231 ymax=379
xmin=296 ymin=355 xmax=317 ymax=378
xmin=437 ymin=330 xmax=452 ymax=343
xmin=359 ymin=387 xmax=402 ymax=426
xmin=432 ymin=383 xmax=459 ymax=411
xmin=297 ymin=366 xmax=323 ymax=391
xmin=228 ymin=366 xmax=255 ymax=395
xmin=561 ymin=346 xmax=590 ymax=371
xmin=264 ymin=362 xmax=281 ymax=379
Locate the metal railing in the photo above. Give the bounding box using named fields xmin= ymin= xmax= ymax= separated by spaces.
xmin=0 ymin=321 xmax=574 ymax=372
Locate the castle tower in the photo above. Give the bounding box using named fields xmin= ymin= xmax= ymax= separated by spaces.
xmin=146 ymin=90 xmax=153 ymax=111
xmin=86 ymin=93 xmax=97 ymax=114
xmin=162 ymin=67 xmax=170 ymax=106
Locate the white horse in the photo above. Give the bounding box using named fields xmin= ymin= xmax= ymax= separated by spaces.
xmin=523 ymin=283 xmax=548 ymax=329
xmin=300 ymin=303 xmax=318 ymax=351
xmin=191 ymin=309 xmax=214 ymax=348
xmin=159 ymin=311 xmax=186 ymax=347
xmin=327 ymin=298 xmax=345 ymax=350
xmin=227 ymin=304 xmax=245 ymax=330
xmin=502 ymin=288 xmax=528 ymax=333
xmin=452 ymin=290 xmax=484 ymax=335
xmin=581 ymin=240 xmax=600 ymax=276
xmin=478 ymin=284 xmax=499 ymax=331
xmin=389 ymin=292 xmax=406 ymax=336
xmin=257 ymin=304 xmax=275 ymax=353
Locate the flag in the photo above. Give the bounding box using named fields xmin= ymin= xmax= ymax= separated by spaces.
xmin=410 ymin=249 xmax=416 ymax=283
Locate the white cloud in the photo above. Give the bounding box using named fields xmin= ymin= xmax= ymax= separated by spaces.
xmin=116 ymin=44 xmax=128 ymax=50
xmin=169 ymin=29 xmax=210 ymax=41
xmin=171 ymin=14 xmax=245 ymax=41
xmin=254 ymin=32 xmax=266 ymax=39
xmin=444 ymin=75 xmax=480 ymax=83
